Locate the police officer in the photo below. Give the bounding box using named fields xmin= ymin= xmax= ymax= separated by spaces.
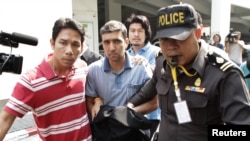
xmin=127 ymin=3 xmax=250 ymax=141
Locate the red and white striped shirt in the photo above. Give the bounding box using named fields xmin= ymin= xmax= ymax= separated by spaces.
xmin=4 ymin=55 xmax=92 ymax=141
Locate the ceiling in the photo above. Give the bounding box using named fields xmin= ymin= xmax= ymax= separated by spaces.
xmin=98 ymin=0 xmax=250 ymax=42
xmin=118 ymin=0 xmax=250 ymax=27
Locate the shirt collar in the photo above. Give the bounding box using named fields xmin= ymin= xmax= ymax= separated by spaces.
xmin=190 ymin=43 xmax=207 ymax=77
xmin=162 ymin=43 xmax=207 ymax=78
xmin=127 ymin=42 xmax=151 ymax=54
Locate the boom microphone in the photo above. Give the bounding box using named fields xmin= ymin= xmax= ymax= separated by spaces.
xmin=0 ymin=31 xmax=38 ymax=46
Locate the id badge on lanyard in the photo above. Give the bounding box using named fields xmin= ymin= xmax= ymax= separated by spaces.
xmin=169 ymin=57 xmax=192 ymax=124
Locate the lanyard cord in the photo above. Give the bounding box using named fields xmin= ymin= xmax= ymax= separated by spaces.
xmin=178 ymin=65 xmax=197 ymax=77
xmin=168 ymin=63 xmax=182 ymax=102
xmin=167 ymin=62 xmax=197 ymax=102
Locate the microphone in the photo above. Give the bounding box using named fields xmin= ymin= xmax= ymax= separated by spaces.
xmin=0 ymin=31 xmax=38 ymax=46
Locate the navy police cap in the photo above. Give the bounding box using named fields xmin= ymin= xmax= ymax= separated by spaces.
xmin=154 ymin=3 xmax=198 ymax=41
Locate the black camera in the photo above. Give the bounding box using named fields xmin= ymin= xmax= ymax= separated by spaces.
xmin=0 ymin=53 xmax=23 ymax=74
xmin=0 ymin=31 xmax=38 ymax=74
xmin=226 ymin=31 xmax=238 ymax=43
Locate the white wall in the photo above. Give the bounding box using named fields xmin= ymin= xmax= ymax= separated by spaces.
xmin=73 ymin=0 xmax=99 ymax=52
xmin=0 ymin=0 xmax=72 ymax=99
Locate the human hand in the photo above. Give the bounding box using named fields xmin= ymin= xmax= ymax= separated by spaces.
xmin=233 ymin=38 xmax=238 ymax=43
xmin=91 ymin=98 xmax=103 ymax=120
xmin=127 ymin=102 xmax=134 ymax=109
xmin=132 ymin=55 xmax=148 ymax=65
xmin=127 ymin=102 xmax=137 ymax=112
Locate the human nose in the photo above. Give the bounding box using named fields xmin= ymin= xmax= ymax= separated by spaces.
xmin=65 ymin=44 xmax=73 ymax=55
xmin=108 ymin=41 xmax=116 ymax=50
xmin=134 ymin=31 xmax=139 ymax=36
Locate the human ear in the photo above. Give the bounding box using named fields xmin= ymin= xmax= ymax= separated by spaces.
xmin=195 ymin=27 xmax=202 ymax=39
xmin=50 ymin=39 xmax=55 ymax=50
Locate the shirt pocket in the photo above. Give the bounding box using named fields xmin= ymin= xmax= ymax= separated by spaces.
xmin=156 ymin=78 xmax=170 ymax=96
xmin=156 ymin=79 xmax=171 ymax=113
xmin=185 ymin=91 xmax=208 ymax=124
xmin=126 ymin=84 xmax=142 ymax=98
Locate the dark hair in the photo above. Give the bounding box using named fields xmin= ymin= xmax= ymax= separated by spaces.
xmin=100 ymin=20 xmax=127 ymax=39
xmin=213 ymin=34 xmax=221 ymax=42
xmin=196 ymin=12 xmax=202 ymax=25
xmin=52 ymin=18 xmax=85 ymax=43
xmin=124 ymin=13 xmax=152 ymax=44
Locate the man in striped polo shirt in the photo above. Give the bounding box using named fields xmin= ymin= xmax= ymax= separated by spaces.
xmin=0 ymin=18 xmax=92 ymax=141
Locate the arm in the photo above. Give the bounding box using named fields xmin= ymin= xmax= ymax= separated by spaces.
xmin=132 ymin=95 xmax=158 ymax=115
xmin=0 ymin=111 xmax=16 ymax=140
xmin=127 ymin=79 xmax=157 ymax=113
xmin=220 ymin=69 xmax=250 ymax=124
xmin=224 ymin=37 xmax=230 ymax=53
xmin=86 ymin=96 xmax=103 ymax=120
xmin=237 ymin=40 xmax=245 ymax=49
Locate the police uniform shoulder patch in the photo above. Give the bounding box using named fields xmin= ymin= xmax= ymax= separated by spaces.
xmin=155 ymin=50 xmax=163 ymax=58
xmin=207 ymin=50 xmax=236 ymax=71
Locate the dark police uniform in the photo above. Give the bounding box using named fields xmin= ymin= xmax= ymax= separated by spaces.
xmin=129 ymin=44 xmax=250 ymax=141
